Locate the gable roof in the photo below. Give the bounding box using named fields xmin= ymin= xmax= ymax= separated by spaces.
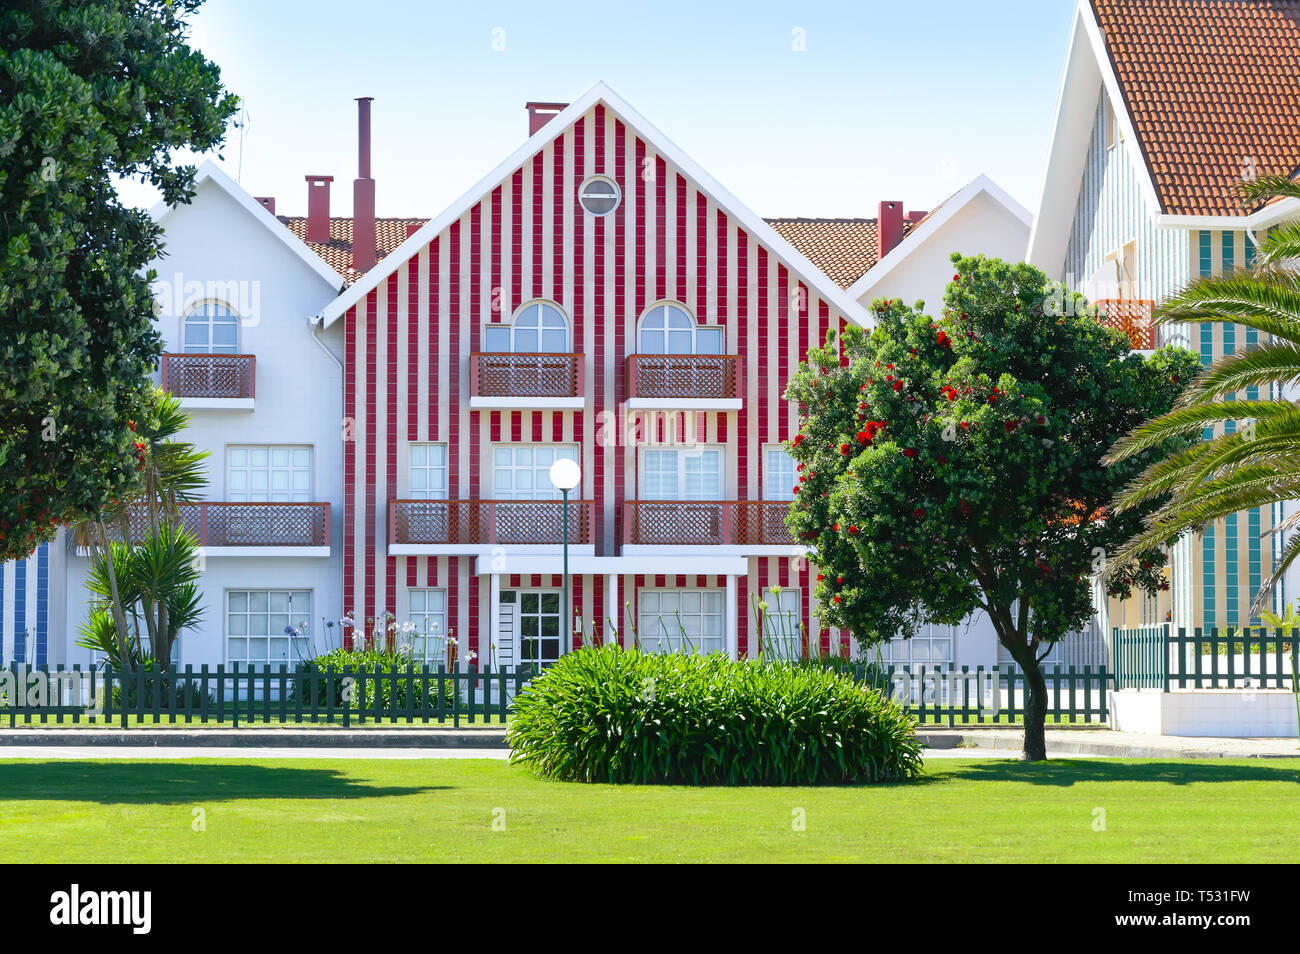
xmin=150 ymin=160 xmax=346 ymax=292
xmin=764 ymin=217 xmax=919 ymax=289
xmin=279 ymin=216 xmax=429 ymax=285
xmin=1089 ymin=0 xmax=1300 ymax=217
xmin=846 ymin=174 xmax=1032 ymax=303
xmin=315 ymin=82 xmax=874 ymax=329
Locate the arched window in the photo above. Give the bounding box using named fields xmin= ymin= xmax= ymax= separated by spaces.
xmin=183 ymin=302 xmax=239 ymax=354
xmin=484 ymin=301 xmax=570 ymax=353
xmin=637 ymin=302 xmax=722 ymax=355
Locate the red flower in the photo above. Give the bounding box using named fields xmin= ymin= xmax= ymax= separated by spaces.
xmin=840 ymin=443 xmax=851 ymax=455
xmin=857 ymin=431 xmax=871 ymax=444
xmin=1036 ymin=415 xmax=1047 ymax=426
xmin=816 ymin=574 xmax=825 ymax=582
xmin=887 ymin=364 xmax=894 ymax=370
xmin=1004 ymin=420 xmax=1018 ymax=433
xmin=913 ymin=508 xmax=926 ymax=518
xmin=959 ymin=499 xmax=971 ymax=515
xmin=792 ymin=486 xmax=800 ymax=494
xmin=836 ymin=576 xmax=843 ymax=584
xmin=833 ymin=523 xmax=840 ymax=532
xmin=902 ymin=448 xmax=917 ymax=458
xmin=892 ymin=380 xmax=903 ymax=391
xmin=936 ymin=330 xmax=951 ymax=349
xmin=937 ymin=455 xmax=948 ymax=464
xmin=127 ymin=420 xmax=136 ymax=432
xmin=793 ymin=434 xmax=805 ymax=447
xmin=848 ymin=525 xmax=859 ymax=534
xmin=988 ymin=394 xmax=998 ymax=405
xmin=833 ymin=596 xmax=841 ymax=604
xmin=952 ymin=274 xmax=960 ymax=282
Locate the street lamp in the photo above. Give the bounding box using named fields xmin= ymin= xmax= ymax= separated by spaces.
xmin=550 ymin=457 xmax=582 ymax=655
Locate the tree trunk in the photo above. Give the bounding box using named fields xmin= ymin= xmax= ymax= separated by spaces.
xmin=1021 ymin=658 xmax=1049 ymax=762
xmin=96 ymin=519 xmax=134 ymax=673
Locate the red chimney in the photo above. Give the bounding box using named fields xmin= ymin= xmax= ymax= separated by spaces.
xmin=525 ymin=101 xmax=568 ymax=137
xmin=878 ymin=200 xmax=904 ymax=260
xmin=305 ymin=176 xmax=333 ymax=243
xmin=352 ymin=96 xmax=377 ymax=273
xmin=255 ymin=196 xmax=276 ymax=215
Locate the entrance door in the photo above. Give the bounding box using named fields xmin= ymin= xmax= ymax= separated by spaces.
xmin=505 ymin=590 xmax=563 ymax=667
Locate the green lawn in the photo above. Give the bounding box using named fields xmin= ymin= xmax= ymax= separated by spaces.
xmin=1 ymin=757 xmax=1297 ymax=862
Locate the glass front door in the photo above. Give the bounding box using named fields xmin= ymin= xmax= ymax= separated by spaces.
xmin=510 ymin=590 xmax=563 ymax=666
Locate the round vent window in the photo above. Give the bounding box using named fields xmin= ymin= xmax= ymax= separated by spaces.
xmin=578 ymin=175 xmax=621 ymax=216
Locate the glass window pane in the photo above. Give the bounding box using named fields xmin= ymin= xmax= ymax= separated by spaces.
xmin=485 ymin=326 xmax=510 ymax=352
xmin=696 ymin=327 xmax=723 ymax=355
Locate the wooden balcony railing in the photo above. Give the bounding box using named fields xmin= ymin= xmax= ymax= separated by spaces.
xmin=79 ymin=502 xmax=329 ymax=548
xmin=626 ymin=354 xmax=743 ymax=400
xmin=470 ymin=353 xmax=583 ymax=398
xmin=622 ymin=500 xmax=795 ymax=546
xmin=160 ymin=353 xmax=256 ymax=400
xmin=389 ymin=499 xmax=593 ymax=546
xmin=1095 ymin=299 xmax=1157 ymax=350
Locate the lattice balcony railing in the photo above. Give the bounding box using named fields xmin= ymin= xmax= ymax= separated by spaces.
xmin=78 ymin=502 xmax=329 ymax=547
xmin=470 ymin=353 xmax=583 ymax=398
xmin=160 ymin=353 xmax=256 ymax=400
xmin=1095 ymin=299 xmax=1157 ymax=350
xmin=389 ymin=499 xmax=593 ymax=546
xmin=626 ymin=354 xmax=743 ymax=400
xmin=622 ymin=500 xmax=795 ymax=546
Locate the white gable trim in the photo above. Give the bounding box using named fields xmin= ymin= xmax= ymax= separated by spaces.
xmin=315 ymin=82 xmax=873 ymax=329
xmin=1027 ymin=1 xmax=1160 ymax=276
xmin=150 ymin=159 xmax=346 ymax=293
xmin=846 ymin=174 xmax=1031 ymax=303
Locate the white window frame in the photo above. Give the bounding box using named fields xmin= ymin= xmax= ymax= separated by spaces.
xmin=484 ymin=300 xmax=571 ymax=354
xmin=636 ymin=301 xmax=723 ymax=356
xmin=182 ymin=301 xmax=240 ymax=355
xmin=760 ymin=588 xmax=803 ymax=660
xmin=763 ymin=446 xmax=797 ymax=501
xmin=878 ymin=622 xmax=955 ymax=666
xmin=491 ymin=443 xmax=579 ymax=500
xmin=405 ymin=588 xmax=448 ymax=664
xmin=226 ymin=589 xmax=313 ymax=669
xmin=408 ymin=443 xmax=448 ymax=500
xmin=577 ymin=175 xmax=621 ymax=217
xmin=638 ymin=445 xmax=723 ymax=500
xmin=638 ymin=589 xmax=726 ymax=655
xmin=228 ymin=445 xmax=313 ymax=502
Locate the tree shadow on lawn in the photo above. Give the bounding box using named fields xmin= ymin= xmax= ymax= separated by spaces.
xmin=934 ymin=759 xmax=1300 ymax=787
xmin=0 ymin=762 xmax=446 ymax=805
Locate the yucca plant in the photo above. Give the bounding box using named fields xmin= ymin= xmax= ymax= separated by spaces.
xmin=1105 ymin=175 xmax=1300 ymax=614
xmin=72 ymin=389 xmax=209 ymax=670
xmin=508 ymin=644 xmax=923 ymax=785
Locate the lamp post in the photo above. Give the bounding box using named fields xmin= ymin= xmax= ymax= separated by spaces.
xmin=550 ymin=457 xmax=582 ymax=655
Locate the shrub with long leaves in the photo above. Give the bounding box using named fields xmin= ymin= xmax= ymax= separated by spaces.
xmin=507 ymin=644 xmax=923 ymax=785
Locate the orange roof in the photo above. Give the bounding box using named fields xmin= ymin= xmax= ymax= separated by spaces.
xmin=764 ymin=217 xmax=918 ymax=289
xmin=279 ymin=216 xmax=428 ymax=285
xmin=1090 ymin=0 xmax=1300 ymax=216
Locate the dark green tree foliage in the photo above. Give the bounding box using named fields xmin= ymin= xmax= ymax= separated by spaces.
xmin=785 ymin=254 xmax=1200 ymax=759
xmin=0 ymin=0 xmax=236 ymax=561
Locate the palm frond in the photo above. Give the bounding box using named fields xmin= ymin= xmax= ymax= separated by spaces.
xmin=1105 ymin=399 xmax=1288 ymax=464
xmin=1176 ymin=342 xmax=1300 ymax=404
xmin=1153 ymin=271 xmax=1300 ymax=343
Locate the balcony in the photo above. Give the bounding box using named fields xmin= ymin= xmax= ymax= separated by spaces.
xmin=469 ymin=353 xmax=584 ymax=409
xmin=388 ymin=499 xmax=594 ymax=554
xmin=1095 ymin=299 xmax=1157 ymax=351
xmin=622 ymin=500 xmax=796 ymax=550
xmin=160 ymin=353 xmax=255 ymax=409
xmin=625 ymin=354 xmax=744 ymax=410
xmin=78 ymin=502 xmax=331 ymax=556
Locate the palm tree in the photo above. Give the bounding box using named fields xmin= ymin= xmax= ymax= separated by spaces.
xmin=75 ymin=387 xmax=209 ymax=670
xmin=1104 ymin=175 xmax=1300 ymax=614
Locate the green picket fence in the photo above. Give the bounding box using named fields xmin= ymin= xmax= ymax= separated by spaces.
xmin=1113 ymin=625 xmax=1300 ymax=690
xmin=0 ymin=663 xmax=536 ymax=728
xmin=843 ymin=664 xmax=1109 ymax=725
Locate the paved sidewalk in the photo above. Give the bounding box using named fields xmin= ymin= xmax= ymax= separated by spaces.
xmin=0 ymin=745 xmax=512 ymax=760
xmin=919 ymin=726 xmax=1300 ymax=758
xmin=0 ymin=728 xmax=508 ymax=748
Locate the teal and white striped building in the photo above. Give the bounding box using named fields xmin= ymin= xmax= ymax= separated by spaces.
xmin=1030 ymin=0 xmax=1300 ymax=636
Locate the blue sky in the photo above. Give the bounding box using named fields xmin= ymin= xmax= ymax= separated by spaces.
xmin=119 ymin=0 xmax=1077 ymax=220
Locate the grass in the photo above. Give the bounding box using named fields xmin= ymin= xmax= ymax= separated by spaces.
xmin=2 ymin=757 xmax=1299 ymax=862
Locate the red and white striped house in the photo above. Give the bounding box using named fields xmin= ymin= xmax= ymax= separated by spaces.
xmin=311 ymin=83 xmax=874 ymax=666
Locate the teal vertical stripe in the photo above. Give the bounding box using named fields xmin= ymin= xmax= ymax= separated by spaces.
xmin=1225 ymin=512 xmax=1239 ymax=628
xmin=1199 ymin=230 xmax=1213 ymax=277
xmin=1222 ymin=230 xmax=1235 ymax=273
xmin=1245 ymin=232 xmax=1257 ymax=267
xmin=1249 ymin=506 xmax=1262 ymax=625
xmin=1203 ymin=525 xmax=1216 ymax=628
xmin=1246 ymin=324 xmax=1259 ymax=401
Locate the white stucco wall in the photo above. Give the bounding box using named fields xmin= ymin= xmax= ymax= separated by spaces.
xmin=61 ymin=177 xmax=346 ymax=668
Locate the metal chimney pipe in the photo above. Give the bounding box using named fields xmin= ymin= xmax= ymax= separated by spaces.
xmin=352 ymin=96 xmax=376 ymax=273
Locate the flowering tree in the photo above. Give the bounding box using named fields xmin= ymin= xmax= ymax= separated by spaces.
xmin=785 ymin=254 xmax=1199 ymax=760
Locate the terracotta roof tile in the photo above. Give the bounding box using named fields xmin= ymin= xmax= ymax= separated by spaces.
xmin=1091 ymin=0 xmax=1300 ymax=216
xmin=279 ymin=216 xmax=429 ymax=284
xmin=764 ymin=217 xmax=918 ymax=289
